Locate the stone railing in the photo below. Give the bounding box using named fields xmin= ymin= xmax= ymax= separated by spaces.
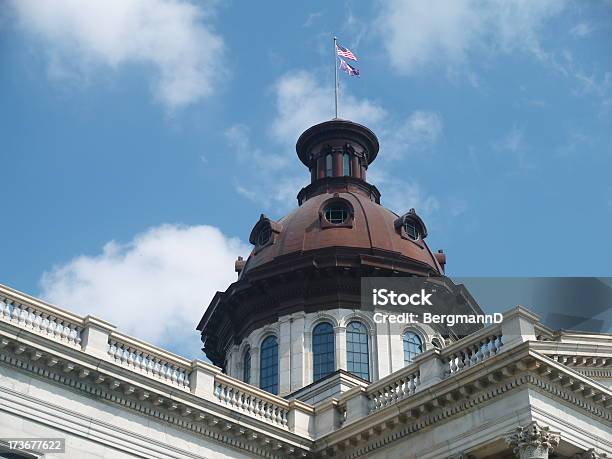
xmin=214 ymin=374 xmax=290 ymax=428
xmin=1 ymin=285 xmax=553 ymax=440
xmin=0 ymin=288 xmax=83 ymax=347
xmin=440 ymin=325 xmax=504 ymax=378
xmin=107 ymin=334 xmax=191 ymax=389
xmin=367 ymin=365 xmax=420 ymax=412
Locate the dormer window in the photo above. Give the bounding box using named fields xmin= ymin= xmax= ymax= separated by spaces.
xmin=403 ymin=220 xmax=419 ymax=240
xmin=248 ymin=214 xmax=283 ymax=252
xmin=394 ymin=209 xmax=428 ymax=242
xmin=257 ymin=226 xmax=271 ymax=246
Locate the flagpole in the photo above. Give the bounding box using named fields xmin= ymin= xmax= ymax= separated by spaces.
xmin=334 ymin=35 xmax=338 ymax=119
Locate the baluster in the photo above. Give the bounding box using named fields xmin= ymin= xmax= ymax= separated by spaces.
xmin=482 ymin=337 xmax=491 ymax=359
xmin=474 ymin=344 xmax=480 ymax=364
xmin=67 ymin=324 xmax=76 ymax=343
xmin=108 ymin=341 xmax=117 ymax=357
xmin=25 ymin=308 xmax=34 ymax=327
xmin=11 ymin=303 xmax=21 ymax=321
xmin=41 ymin=314 xmax=50 ymax=333
xmin=60 ymin=321 xmax=70 ymax=340
xmin=491 ymin=335 xmax=499 ymax=356
xmin=49 ymin=317 xmax=58 ymax=335
xmin=34 ymin=314 xmax=43 ymax=331
xmin=120 ymin=346 xmax=129 ymax=363
xmin=18 ymin=306 xmax=28 ymax=323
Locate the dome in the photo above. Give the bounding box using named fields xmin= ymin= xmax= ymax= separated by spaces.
xmin=241 ymin=188 xmax=443 ymax=277
xmin=198 ymin=119 xmax=450 ymax=366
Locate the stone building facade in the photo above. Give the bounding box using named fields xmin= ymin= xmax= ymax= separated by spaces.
xmin=0 ymin=119 xmax=610 ymax=458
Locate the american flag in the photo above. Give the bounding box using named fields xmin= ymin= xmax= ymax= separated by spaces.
xmin=336 ymin=43 xmax=357 ymax=61
xmin=339 ymin=59 xmax=360 ymax=77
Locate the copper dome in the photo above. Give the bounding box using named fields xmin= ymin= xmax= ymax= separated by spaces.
xmin=198 ymin=119 xmax=448 ymax=364
xmin=242 ymin=188 xmax=443 ymax=276
xmin=240 ymin=118 xmax=443 ymax=277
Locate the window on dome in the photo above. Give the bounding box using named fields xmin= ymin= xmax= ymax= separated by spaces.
xmin=342 ymin=153 xmax=351 ymax=176
xmin=325 ymin=154 xmax=333 ymax=177
xmin=324 ymin=203 xmax=349 ymax=224
xmin=313 ymin=322 xmax=335 ymax=382
xmin=346 ymin=321 xmax=370 ymax=381
xmin=243 ymin=349 xmax=251 ymax=384
xmin=257 ymin=226 xmax=271 ymax=246
xmin=260 ymin=336 xmax=278 ymax=395
xmin=403 ymin=220 xmax=419 ymax=240
xmin=403 ymin=331 xmax=423 ymax=365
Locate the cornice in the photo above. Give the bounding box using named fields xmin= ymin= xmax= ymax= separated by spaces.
xmin=0 ymin=328 xmax=313 ymax=458
xmin=2 ymin=295 xmax=611 ymax=459
xmin=316 ymin=344 xmax=612 ymax=458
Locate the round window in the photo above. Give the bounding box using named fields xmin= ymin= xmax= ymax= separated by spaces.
xmin=324 ymin=203 xmax=350 ymax=225
xmin=257 ymin=226 xmax=272 ymax=245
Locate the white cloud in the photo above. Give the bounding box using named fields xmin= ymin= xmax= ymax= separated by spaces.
xmin=570 ymin=22 xmax=594 ymax=38
xmin=494 ymin=125 xmax=534 ymax=171
xmin=369 ymin=170 xmax=440 ymax=218
xmin=10 ymin=0 xmax=224 ymax=109
xmin=269 ymin=71 xmax=387 ymax=145
xmin=40 ymin=224 xmax=248 ymax=358
xmin=382 ymin=111 xmax=443 ymax=160
xmin=376 ymin=0 xmax=565 ymax=75
xmin=229 ymin=71 xmax=444 ymax=218
xmin=497 ymin=125 xmax=525 ymax=153
xmin=225 ymin=124 xmax=289 ymax=171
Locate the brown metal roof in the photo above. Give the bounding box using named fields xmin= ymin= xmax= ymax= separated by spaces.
xmin=242 ymin=188 xmax=442 ymax=276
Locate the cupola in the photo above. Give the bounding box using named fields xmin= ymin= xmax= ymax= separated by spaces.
xmin=295 ymin=119 xmax=381 ymax=204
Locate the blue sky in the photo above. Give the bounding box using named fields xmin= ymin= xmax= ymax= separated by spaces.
xmin=1 ymin=1 xmax=611 ymax=356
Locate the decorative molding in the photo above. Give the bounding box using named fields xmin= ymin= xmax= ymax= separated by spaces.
xmin=0 ymin=338 xmax=311 ymax=458
xmin=505 ymin=421 xmax=560 ymax=459
xmin=572 ymin=449 xmax=609 ymax=459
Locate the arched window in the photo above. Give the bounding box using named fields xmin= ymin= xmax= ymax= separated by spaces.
xmin=403 ymin=331 xmax=423 ymax=365
xmin=313 ymin=322 xmax=335 ymax=382
xmin=260 ymin=336 xmax=279 ymax=394
xmin=342 ymin=153 xmax=351 ymax=176
xmin=243 ymin=349 xmax=251 ymax=384
xmin=346 ymin=321 xmax=370 ymax=381
xmin=325 ymin=154 xmax=333 ymax=177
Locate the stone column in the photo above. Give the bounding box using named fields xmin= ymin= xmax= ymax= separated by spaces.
xmin=303 ymin=330 xmax=313 ymax=386
xmin=279 ymin=317 xmax=292 ymax=395
xmin=505 ymin=422 xmax=560 ymax=459
xmin=374 ymin=320 xmax=391 ymax=378
xmin=335 ymin=326 xmax=347 ymax=371
xmin=290 ymin=313 xmax=306 ymax=392
xmin=251 ymin=346 xmax=260 ymax=388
